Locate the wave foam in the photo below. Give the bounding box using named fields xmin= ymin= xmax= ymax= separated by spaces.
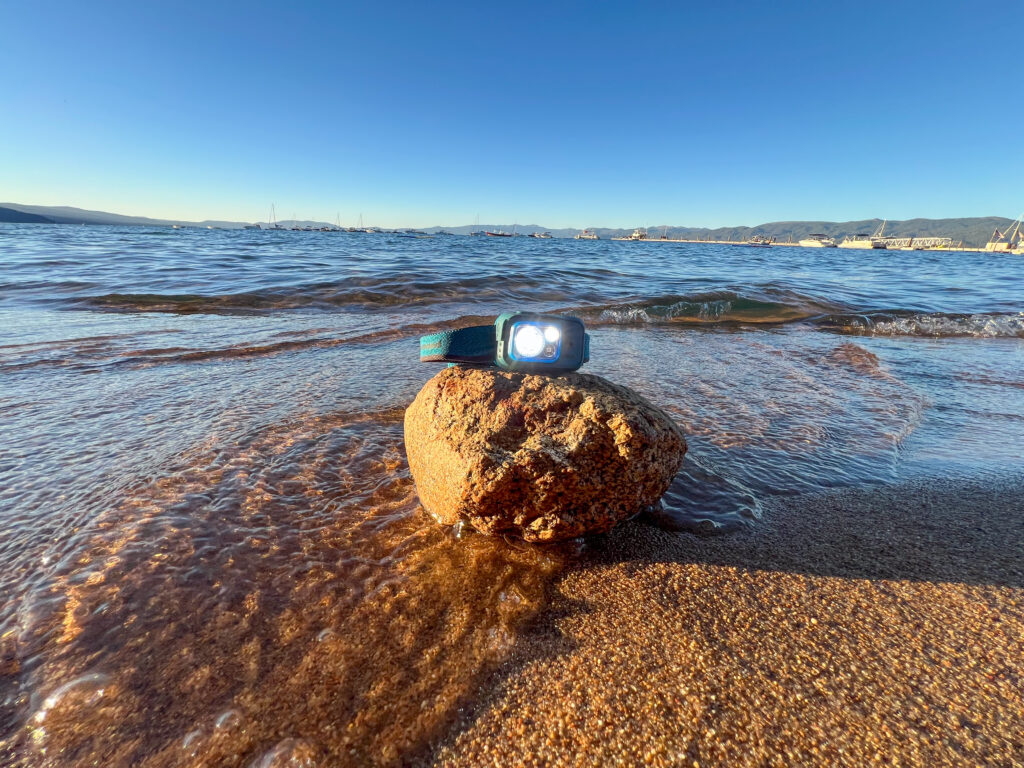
xmin=578 ymin=291 xmax=838 ymax=326
xmin=818 ymin=312 xmax=1024 ymax=338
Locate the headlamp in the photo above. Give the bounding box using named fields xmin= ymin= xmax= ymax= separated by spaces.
xmin=420 ymin=312 xmax=590 ymax=374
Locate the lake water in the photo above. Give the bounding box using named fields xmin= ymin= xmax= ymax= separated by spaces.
xmin=1 ymin=224 xmax=1022 ymax=765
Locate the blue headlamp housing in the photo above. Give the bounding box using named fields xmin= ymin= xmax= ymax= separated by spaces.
xmin=494 ymin=312 xmax=588 ymax=373
xmin=420 ymin=312 xmax=590 ymax=374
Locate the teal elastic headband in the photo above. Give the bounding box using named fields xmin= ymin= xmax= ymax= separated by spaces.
xmin=419 ymin=325 xmax=497 ymax=364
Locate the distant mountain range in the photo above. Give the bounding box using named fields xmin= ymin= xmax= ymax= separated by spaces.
xmin=0 ymin=206 xmax=53 ymax=224
xmin=0 ymin=203 xmax=1016 ymax=247
xmin=0 ymin=203 xmax=247 ymax=230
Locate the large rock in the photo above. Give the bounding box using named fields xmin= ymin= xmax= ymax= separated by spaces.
xmin=404 ymin=367 xmax=687 ymax=542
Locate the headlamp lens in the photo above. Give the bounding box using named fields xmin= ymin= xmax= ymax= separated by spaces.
xmin=543 ymin=325 xmax=560 ymax=343
xmin=513 ymin=325 xmax=545 ymax=358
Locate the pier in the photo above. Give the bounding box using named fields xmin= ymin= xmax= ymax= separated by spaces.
xmin=876 ymin=236 xmax=954 ymax=249
xmin=610 ymin=236 xmax=978 ymax=251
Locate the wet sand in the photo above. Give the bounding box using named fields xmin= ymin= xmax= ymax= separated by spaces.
xmin=429 ymin=477 xmax=1024 ymax=767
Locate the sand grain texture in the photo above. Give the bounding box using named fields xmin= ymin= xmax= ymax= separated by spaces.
xmin=428 ymin=478 xmax=1024 ymax=767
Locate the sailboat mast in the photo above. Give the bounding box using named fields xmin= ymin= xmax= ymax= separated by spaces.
xmin=1008 ymin=213 xmax=1024 ymax=243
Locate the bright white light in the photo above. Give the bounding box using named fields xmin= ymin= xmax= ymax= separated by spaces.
xmin=513 ymin=325 xmax=545 ymax=357
xmin=543 ymin=325 xmax=560 ymax=343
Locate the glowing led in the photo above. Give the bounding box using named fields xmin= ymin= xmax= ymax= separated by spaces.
xmin=543 ymin=325 xmax=560 ymax=343
xmin=513 ymin=325 xmax=545 ymax=357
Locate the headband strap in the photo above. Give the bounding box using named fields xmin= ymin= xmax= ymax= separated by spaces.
xmin=419 ymin=325 xmax=497 ymax=364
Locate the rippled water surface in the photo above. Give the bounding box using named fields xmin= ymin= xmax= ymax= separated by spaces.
xmin=1 ymin=225 xmax=1022 ymax=765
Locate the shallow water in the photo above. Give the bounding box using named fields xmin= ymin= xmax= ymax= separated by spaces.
xmin=1 ymin=225 xmax=1022 ymax=765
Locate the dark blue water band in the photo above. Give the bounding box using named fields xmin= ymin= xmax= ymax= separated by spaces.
xmin=420 ymin=325 xmax=497 ymax=363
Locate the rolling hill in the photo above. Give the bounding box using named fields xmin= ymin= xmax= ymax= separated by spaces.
xmin=1 ymin=203 xmax=1016 ymax=247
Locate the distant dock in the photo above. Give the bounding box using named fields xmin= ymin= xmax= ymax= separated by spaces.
xmin=610 ymin=236 xmax=757 ymax=245
xmin=609 ymin=236 xmax=987 ymax=252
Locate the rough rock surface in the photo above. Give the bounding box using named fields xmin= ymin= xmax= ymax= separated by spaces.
xmin=404 ymin=367 xmax=687 ymax=542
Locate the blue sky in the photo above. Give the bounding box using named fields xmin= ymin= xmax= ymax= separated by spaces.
xmin=2 ymin=1 xmax=1021 ymax=227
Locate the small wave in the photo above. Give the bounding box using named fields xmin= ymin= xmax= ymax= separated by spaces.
xmin=566 ymin=295 xmax=1024 ymax=339
xmin=118 ymin=316 xmax=496 ymax=367
xmin=569 ymin=291 xmax=842 ymax=327
xmin=816 ymin=311 xmax=1024 ymax=338
xmin=0 ymin=316 xmax=498 ymax=373
xmin=66 ymin=273 xmax=586 ymax=314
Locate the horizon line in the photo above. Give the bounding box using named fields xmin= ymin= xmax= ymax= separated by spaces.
xmin=3 ymin=201 xmax=1022 ymax=232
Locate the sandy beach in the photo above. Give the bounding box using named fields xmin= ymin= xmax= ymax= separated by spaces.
xmin=428 ymin=476 xmax=1024 ymax=767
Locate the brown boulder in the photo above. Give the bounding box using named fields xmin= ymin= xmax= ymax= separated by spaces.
xmin=404 ymin=367 xmax=687 ymax=542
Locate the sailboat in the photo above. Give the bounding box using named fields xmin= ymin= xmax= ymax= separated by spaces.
xmin=268 ymin=204 xmax=284 ymax=230
xmin=870 ymin=219 xmax=889 ymax=248
xmin=986 ymin=213 xmax=1024 ymax=253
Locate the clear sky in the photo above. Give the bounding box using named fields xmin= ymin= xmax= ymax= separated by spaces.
xmin=2 ymin=0 xmax=1021 ymax=228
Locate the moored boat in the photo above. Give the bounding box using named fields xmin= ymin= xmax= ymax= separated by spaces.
xmin=575 ymin=229 xmax=599 ymax=240
xmin=838 ymin=233 xmax=880 ymax=249
xmin=798 ymin=233 xmax=837 ymax=247
xmin=839 ymin=220 xmax=888 ymax=249
xmin=731 ymin=234 xmax=772 ymax=247
xmin=985 ymin=213 xmax=1023 ymax=252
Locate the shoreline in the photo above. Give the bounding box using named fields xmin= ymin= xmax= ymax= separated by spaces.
xmin=609 ymin=237 xmax=990 ymax=252
xmin=428 ymin=476 xmax=1024 ymax=766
